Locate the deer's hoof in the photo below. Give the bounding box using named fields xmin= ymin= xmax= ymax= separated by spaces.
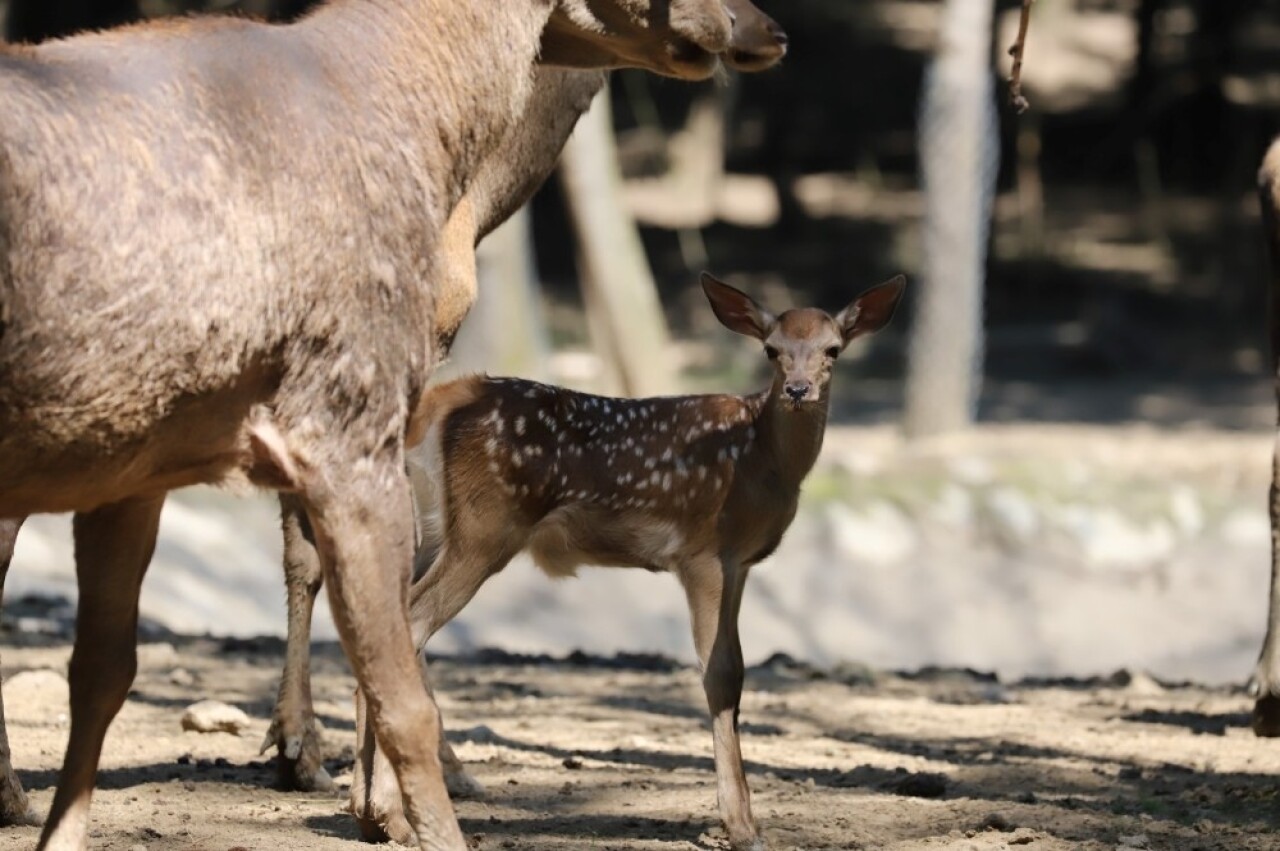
xmin=352 ymin=803 xmax=414 ymax=846
xmin=0 ymin=802 xmax=41 ymax=828
xmin=262 ymin=715 xmax=332 ymax=792
xmin=444 ymin=768 xmax=485 ymax=800
xmin=1253 ymin=694 xmax=1280 ymax=737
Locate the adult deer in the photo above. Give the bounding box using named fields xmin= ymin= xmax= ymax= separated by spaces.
xmin=1251 ymin=141 xmax=1280 ymax=736
xmin=0 ymin=1 xmax=739 ymax=848
xmin=351 ymin=273 xmax=906 ymax=849
xmin=0 ymin=0 xmax=788 ymax=825
xmin=266 ymin=0 xmax=788 ymax=798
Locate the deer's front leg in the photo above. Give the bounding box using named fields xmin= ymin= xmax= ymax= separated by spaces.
xmin=680 ymin=557 xmax=761 ymax=851
xmin=304 ymin=460 xmax=464 ymax=851
xmin=1251 ymin=443 xmax=1280 ymax=735
xmin=261 ymin=495 xmax=332 ymax=791
xmin=0 ymin=517 xmax=39 ymax=828
xmin=39 ymin=496 xmax=163 ymax=851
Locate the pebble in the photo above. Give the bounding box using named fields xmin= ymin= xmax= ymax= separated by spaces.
xmin=180 ymin=700 xmax=251 ymax=735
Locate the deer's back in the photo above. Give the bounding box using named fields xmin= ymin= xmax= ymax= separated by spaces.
xmin=0 ymin=24 xmax=442 ymax=513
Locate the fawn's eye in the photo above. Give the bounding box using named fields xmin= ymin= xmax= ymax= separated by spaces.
xmin=765 ymin=346 xmax=780 ymax=360
xmin=825 ymin=346 xmax=841 ymax=359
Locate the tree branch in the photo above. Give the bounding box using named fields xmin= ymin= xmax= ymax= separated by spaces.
xmin=1007 ymin=0 xmax=1035 ymax=114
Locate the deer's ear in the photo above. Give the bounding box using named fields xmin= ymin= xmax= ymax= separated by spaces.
xmin=835 ymin=275 xmax=906 ymax=344
xmin=701 ymin=272 xmax=776 ymax=341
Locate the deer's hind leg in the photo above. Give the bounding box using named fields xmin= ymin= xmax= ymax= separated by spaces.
xmin=302 ymin=453 xmax=464 ymax=851
xmin=678 ymin=555 xmax=762 ymax=851
xmin=352 ymin=532 xmax=521 ymax=842
xmin=38 ymin=496 xmax=163 ymax=851
xmin=0 ymin=517 xmax=39 ymax=828
xmin=260 ymin=495 xmax=332 ymax=791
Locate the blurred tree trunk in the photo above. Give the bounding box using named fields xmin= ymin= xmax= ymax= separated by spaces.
xmin=560 ymin=89 xmax=676 ymax=397
xmin=903 ymin=0 xmax=999 ymax=439
xmin=442 ymin=207 xmax=551 ymax=381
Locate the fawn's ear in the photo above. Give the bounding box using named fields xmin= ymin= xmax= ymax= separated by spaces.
xmin=835 ymin=274 xmax=906 ymax=344
xmin=701 ymin=272 xmax=776 ymax=340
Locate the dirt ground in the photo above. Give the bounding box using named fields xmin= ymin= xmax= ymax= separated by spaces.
xmin=0 ymin=640 xmax=1278 ymax=851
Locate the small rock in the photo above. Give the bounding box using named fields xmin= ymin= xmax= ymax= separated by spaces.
xmin=180 ymin=700 xmax=251 ymax=735
xmin=136 ymin=643 xmax=178 ymax=668
xmin=169 ymin=668 xmax=195 ymax=687
xmin=562 ymin=755 xmax=584 ymax=770
xmin=129 ymin=845 xmax=146 ymax=851
xmin=1117 ymin=834 xmax=1150 ymax=849
xmin=6 ymin=669 xmax=69 ymax=708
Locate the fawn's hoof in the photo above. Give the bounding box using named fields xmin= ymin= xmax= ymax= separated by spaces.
xmin=444 ymin=768 xmax=485 ymax=800
xmin=1253 ymin=693 xmax=1280 ymax=737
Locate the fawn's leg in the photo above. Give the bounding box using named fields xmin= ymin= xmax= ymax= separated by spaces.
xmin=1251 ymin=433 xmax=1280 ymax=735
xmin=38 ymin=496 xmax=163 ymax=851
xmin=261 ymin=494 xmax=332 ymax=791
xmin=352 ymin=537 xmax=519 ymax=840
xmin=305 ymin=461 xmax=464 ymax=851
xmin=679 ymin=556 xmax=761 ymax=851
xmin=0 ymin=517 xmax=39 ymax=827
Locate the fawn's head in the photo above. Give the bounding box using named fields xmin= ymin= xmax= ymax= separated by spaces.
xmin=701 ymin=272 xmax=906 ymax=409
xmin=543 ymin=0 xmax=764 ymax=80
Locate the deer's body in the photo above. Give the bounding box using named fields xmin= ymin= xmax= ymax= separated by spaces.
xmin=1250 ymin=140 xmax=1280 ymax=736
xmin=0 ymin=0 xmax=788 ymax=822
xmin=0 ymin=0 xmax=739 ymax=847
xmin=0 ymin=8 xmax=530 ymax=515
xmin=360 ymin=274 xmax=905 ymax=851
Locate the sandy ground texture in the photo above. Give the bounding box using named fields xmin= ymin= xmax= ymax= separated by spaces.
xmin=0 ymin=639 xmax=1278 ymax=851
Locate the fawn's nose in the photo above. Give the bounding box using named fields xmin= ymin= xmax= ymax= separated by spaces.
xmin=785 ymin=381 xmax=810 ymax=402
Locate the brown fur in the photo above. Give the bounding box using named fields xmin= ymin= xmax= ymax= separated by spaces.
xmin=347 ymin=274 xmax=906 ymax=851
xmin=0 ymin=0 xmax=742 ymax=847
xmin=1249 ymin=140 xmax=1280 ymax=737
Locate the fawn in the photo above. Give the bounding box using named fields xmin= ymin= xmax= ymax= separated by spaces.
xmin=361 ymin=272 xmax=905 ymax=851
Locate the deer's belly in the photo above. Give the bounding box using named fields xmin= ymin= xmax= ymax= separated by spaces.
xmin=526 ymin=506 xmax=689 ymax=577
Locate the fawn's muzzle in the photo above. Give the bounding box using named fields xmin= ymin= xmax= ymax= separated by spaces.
xmin=784 ymin=382 xmax=810 ymax=403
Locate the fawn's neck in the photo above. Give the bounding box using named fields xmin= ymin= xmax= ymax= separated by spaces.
xmin=298 ymin=0 xmax=550 ymax=212
xmin=751 ymin=378 xmax=830 ymax=491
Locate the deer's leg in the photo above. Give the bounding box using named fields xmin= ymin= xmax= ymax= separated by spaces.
xmin=352 ymin=538 xmax=517 ymax=839
xmin=1251 ymin=433 xmax=1280 ymax=735
xmin=679 ymin=557 xmax=761 ymax=851
xmin=305 ymin=462 xmax=464 ymax=851
xmin=261 ymin=494 xmax=332 ymax=791
xmin=0 ymin=517 xmax=39 ymax=828
xmin=38 ymin=496 xmax=163 ymax=851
